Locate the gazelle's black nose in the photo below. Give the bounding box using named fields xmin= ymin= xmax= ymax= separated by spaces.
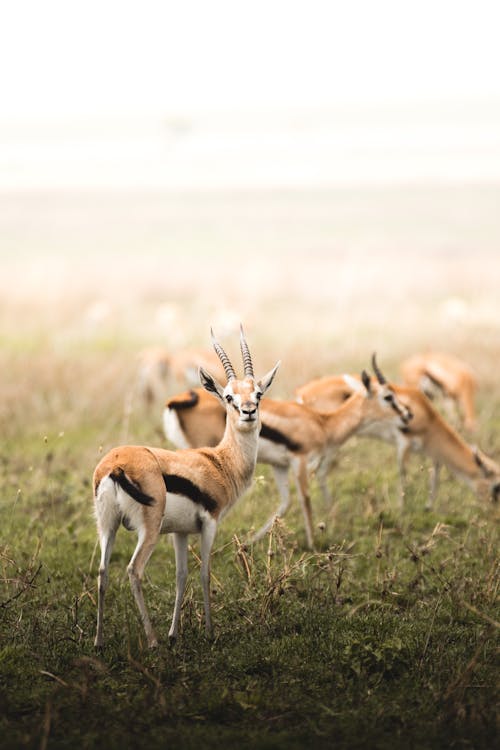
xmin=241 ymin=401 xmax=257 ymax=419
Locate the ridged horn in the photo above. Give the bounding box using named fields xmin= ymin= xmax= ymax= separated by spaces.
xmin=239 ymin=324 xmax=254 ymax=378
xmin=371 ymin=352 xmax=387 ymax=385
xmin=211 ymin=328 xmax=236 ymax=381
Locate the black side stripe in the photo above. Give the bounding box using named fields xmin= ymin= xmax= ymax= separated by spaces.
xmin=110 ymin=468 xmax=155 ymax=506
xmin=166 ymin=390 xmax=199 ymax=410
xmin=260 ymin=422 xmax=302 ymax=452
xmin=424 ymin=370 xmax=446 ymax=394
xmin=163 ymin=474 xmax=218 ymax=513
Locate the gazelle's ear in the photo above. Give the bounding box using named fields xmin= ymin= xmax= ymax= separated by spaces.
xmin=473 ymin=446 xmax=495 ymax=478
xmin=361 ymin=370 xmax=373 ymax=395
xmin=491 ymin=481 xmax=500 ymax=503
xmin=343 ymin=373 xmax=365 ymax=395
xmin=258 ymin=361 xmax=280 ymax=394
xmin=199 ymin=367 xmax=225 ymax=402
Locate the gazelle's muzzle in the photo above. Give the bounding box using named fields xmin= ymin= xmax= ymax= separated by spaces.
xmin=387 ymin=393 xmax=413 ymax=424
xmin=401 ymin=405 xmax=414 ymax=424
xmin=240 ymin=401 xmax=258 ymax=422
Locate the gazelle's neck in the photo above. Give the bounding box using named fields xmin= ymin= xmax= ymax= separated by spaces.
xmin=321 ymin=394 xmax=365 ymax=445
xmin=216 ymin=415 xmax=260 ymax=500
xmin=426 ymin=422 xmax=479 ymax=478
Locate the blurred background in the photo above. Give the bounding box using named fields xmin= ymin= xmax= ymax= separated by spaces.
xmin=1 ymin=0 xmax=500 ymax=391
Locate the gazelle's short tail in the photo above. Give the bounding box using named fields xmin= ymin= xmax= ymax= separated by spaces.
xmin=109 ymin=468 xmax=155 ymax=506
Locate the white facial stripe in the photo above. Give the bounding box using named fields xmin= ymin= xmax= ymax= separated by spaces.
xmin=224 ymin=382 xmax=260 ymax=412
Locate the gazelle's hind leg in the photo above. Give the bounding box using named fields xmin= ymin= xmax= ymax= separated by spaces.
xmin=200 ymin=517 xmax=217 ymax=637
xmin=125 ymin=472 xmax=166 ymax=648
xmin=168 ymin=532 xmax=188 ymax=644
xmin=127 ymin=524 xmax=161 ymax=648
xmin=94 ymin=477 xmax=121 ymax=648
xmin=247 ymin=465 xmax=291 ymax=544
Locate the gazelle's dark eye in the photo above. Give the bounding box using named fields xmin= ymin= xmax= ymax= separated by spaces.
xmin=226 ymin=394 xmax=233 ymax=404
xmin=255 ymin=392 xmax=262 ymax=401
xmin=384 ymin=394 xmax=393 ymax=402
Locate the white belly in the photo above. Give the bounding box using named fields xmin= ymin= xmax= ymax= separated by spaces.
xmin=160 ymin=492 xmax=210 ymax=534
xmin=358 ymin=421 xmax=398 ymax=444
xmin=257 ymin=437 xmax=290 ymax=468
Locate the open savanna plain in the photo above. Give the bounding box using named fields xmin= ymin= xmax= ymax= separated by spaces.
xmin=1 ymin=186 xmax=499 ymax=749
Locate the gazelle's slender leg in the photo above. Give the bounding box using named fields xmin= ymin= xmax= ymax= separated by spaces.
xmin=127 ymin=526 xmax=161 ymax=648
xmin=292 ymin=456 xmax=314 ymax=550
xmin=316 ymin=451 xmax=336 ymax=506
xmin=396 ymin=435 xmax=411 ymax=509
xmin=94 ymin=517 xmax=120 ymax=648
xmin=200 ymin=517 xmax=218 ymax=637
xmin=247 ymin=465 xmax=291 ymax=544
xmin=426 ymin=461 xmax=441 ymax=510
xmin=168 ymin=532 xmax=188 ymax=644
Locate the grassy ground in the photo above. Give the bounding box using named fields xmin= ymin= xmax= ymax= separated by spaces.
xmin=1 ymin=187 xmax=499 ymax=748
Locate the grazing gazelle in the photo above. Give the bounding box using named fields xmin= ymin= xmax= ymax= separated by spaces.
xmin=137 ymin=346 xmax=227 ymax=405
xmin=296 ymin=357 xmax=500 ymax=509
xmin=93 ymin=327 xmax=280 ymax=648
xmin=400 ymin=351 xmax=478 ymax=432
xmin=164 ymin=358 xmax=412 ymax=548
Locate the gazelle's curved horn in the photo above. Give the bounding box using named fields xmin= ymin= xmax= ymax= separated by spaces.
xmin=239 ymin=324 xmax=254 ymax=378
xmin=371 ymin=352 xmax=387 ymax=385
xmin=211 ymin=328 xmax=236 ymax=381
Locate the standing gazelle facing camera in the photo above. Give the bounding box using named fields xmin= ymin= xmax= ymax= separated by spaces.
xmin=92 ymin=327 xmax=280 ymax=648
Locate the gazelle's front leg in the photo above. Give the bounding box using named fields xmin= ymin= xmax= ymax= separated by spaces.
xmin=200 ymin=518 xmax=218 ymax=637
xmin=426 ymin=461 xmax=441 ymax=510
xmin=396 ymin=434 xmax=411 ymax=509
xmin=247 ymin=465 xmax=291 ymax=544
xmin=315 ymin=449 xmax=337 ymax=506
xmin=168 ymin=532 xmax=188 ymax=644
xmin=292 ymin=456 xmax=314 ymax=550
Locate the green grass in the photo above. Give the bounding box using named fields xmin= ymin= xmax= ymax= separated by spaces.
xmin=1 ymin=375 xmax=498 ymax=750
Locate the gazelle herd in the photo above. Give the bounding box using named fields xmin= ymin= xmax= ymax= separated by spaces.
xmin=164 ymin=364 xmax=412 ymax=549
xmin=92 ymin=329 xmax=499 ymax=647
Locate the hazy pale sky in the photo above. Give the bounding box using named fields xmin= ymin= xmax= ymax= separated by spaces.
xmin=2 ymin=0 xmax=500 ymax=117
xmin=1 ymin=1 xmax=500 ymax=188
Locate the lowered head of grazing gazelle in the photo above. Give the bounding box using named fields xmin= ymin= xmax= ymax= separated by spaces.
xmin=92 ymin=325 xmax=280 ymax=649
xmin=343 ymin=353 xmax=414 ymax=428
xmin=472 ymin=447 xmax=500 ymax=503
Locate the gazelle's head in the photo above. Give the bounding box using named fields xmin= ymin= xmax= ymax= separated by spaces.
xmin=473 ymin=447 xmax=500 ymax=502
xmin=199 ymin=326 xmax=280 ymax=432
xmin=343 ymin=353 xmax=413 ymax=428
xmin=370 ymin=353 xmax=413 ymax=424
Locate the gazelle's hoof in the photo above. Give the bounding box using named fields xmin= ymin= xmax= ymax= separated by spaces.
xmin=168 ymin=635 xmax=177 ymax=648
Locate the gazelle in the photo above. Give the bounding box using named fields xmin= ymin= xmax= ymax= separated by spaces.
xmin=93 ymin=327 xmax=280 ymax=648
xmin=296 ymin=357 xmax=500 ymax=509
xmin=164 ymin=360 xmax=412 ymax=548
xmin=400 ymin=351 xmax=478 ymax=432
xmin=137 ymin=346 xmax=227 ymax=405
